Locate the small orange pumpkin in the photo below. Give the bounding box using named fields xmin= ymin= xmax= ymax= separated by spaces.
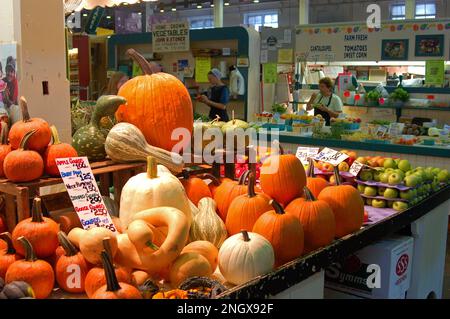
xmin=43 ymin=126 xmax=78 ymax=177
xmin=0 ymin=124 xmax=11 ymax=177
xmin=214 ymin=171 xmax=250 ymax=221
xmin=181 ymin=240 xmax=219 ymax=271
xmin=0 ymin=232 xmax=22 ymax=279
xmin=182 ymin=173 xmax=212 ymax=206
xmin=306 ymin=158 xmax=329 ymax=198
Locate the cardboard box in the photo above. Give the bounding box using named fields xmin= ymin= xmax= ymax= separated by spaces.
xmin=325 ymin=236 xmax=414 ymax=299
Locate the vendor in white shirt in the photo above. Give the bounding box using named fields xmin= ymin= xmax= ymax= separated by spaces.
xmin=306 ymin=77 xmax=343 ymax=126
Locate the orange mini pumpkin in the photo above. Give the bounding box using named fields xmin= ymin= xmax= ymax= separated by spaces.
xmin=43 ymin=126 xmax=78 ymax=177
xmin=0 ymin=124 xmax=11 ymax=178
xmin=214 ymin=171 xmax=250 ymax=221
xmin=182 ymin=173 xmax=212 ymax=206
xmin=306 ymin=158 xmax=329 ymax=198
xmin=0 ymin=232 xmax=22 ymax=279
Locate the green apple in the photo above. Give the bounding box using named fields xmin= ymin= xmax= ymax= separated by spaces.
xmin=380 ymin=172 xmax=390 ymax=184
xmin=413 ymin=172 xmax=424 ymax=184
xmin=437 ymin=169 xmax=449 ymax=183
xmin=378 ymin=187 xmax=387 ymax=196
xmin=397 ymin=159 xmax=411 ymax=172
xmin=384 ymin=188 xmax=399 ymax=199
xmin=400 ymin=189 xmax=415 ymax=200
xmin=432 ymin=167 xmax=441 ymax=176
xmin=385 ymin=168 xmax=395 ymax=173
xmin=359 ymin=170 xmax=374 ymax=182
xmin=424 ymin=170 xmax=434 ymax=182
xmin=394 ymin=158 xmax=401 ymax=165
xmin=372 ymin=199 xmax=387 ymax=208
xmin=357 ymin=184 xmax=366 ymax=193
xmin=388 ymin=173 xmax=402 ymax=186
xmin=364 ymin=186 xmax=378 ymax=197
xmin=366 ymin=198 xmax=373 ymax=206
xmin=404 ymin=175 xmax=420 ymax=188
xmin=406 ymin=170 xmax=414 ymax=176
xmin=373 ymin=170 xmax=383 ymax=182
xmin=394 ymin=169 xmax=405 ymax=180
xmin=393 ymin=201 xmax=409 ymax=212
xmin=383 ymin=158 xmax=397 ymax=169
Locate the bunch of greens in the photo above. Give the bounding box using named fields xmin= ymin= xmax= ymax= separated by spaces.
xmin=390 ymin=88 xmax=410 ymax=102
xmin=366 ymin=90 xmax=382 ymax=102
xmin=271 ymin=103 xmax=288 ymax=114
xmin=194 ymin=112 xmax=210 ymax=122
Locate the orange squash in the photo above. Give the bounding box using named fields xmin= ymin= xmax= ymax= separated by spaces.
xmin=260 ymin=154 xmax=306 ymax=207
xmin=0 ymin=232 xmax=22 ymax=279
xmin=318 ymin=167 xmax=364 ymax=238
xmin=214 ymin=171 xmax=250 ymax=221
xmin=253 ymin=200 xmax=304 ymax=267
xmin=226 ymin=172 xmax=272 ymax=236
xmin=181 ymin=240 xmax=219 ymax=271
xmin=169 ymin=252 xmax=213 ymax=287
xmin=43 ymin=126 xmax=78 ymax=177
xmin=286 ymin=187 xmax=336 ymax=253
xmin=306 ymin=158 xmax=329 ymax=198
xmin=116 ymin=49 xmax=193 ymax=152
xmin=182 ymin=173 xmax=212 ymax=206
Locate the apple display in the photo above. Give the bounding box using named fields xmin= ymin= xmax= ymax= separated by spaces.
xmin=388 ymin=173 xmax=402 ymax=186
xmin=384 ymin=188 xmax=399 ymax=199
xmin=393 ymin=201 xmax=409 ymax=212
xmin=378 ymin=187 xmax=387 ymax=196
xmin=383 ymin=158 xmax=397 ymax=169
xmin=380 ymin=172 xmax=390 ymax=184
xmin=359 ymin=170 xmax=373 ymax=182
xmin=357 ymin=184 xmax=366 ymax=193
xmin=404 ymin=175 xmax=420 ymax=188
xmin=397 ymin=159 xmax=411 ymax=172
xmin=372 ymin=199 xmax=387 ymax=208
xmin=364 ymin=186 xmax=378 ymax=197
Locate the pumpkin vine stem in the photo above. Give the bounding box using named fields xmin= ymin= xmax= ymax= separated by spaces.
xmin=101 ymin=250 xmax=121 ymax=292
xmin=126 ymin=48 xmax=154 ymax=75
xmin=0 ymin=232 xmax=16 ymax=255
xmin=197 ymin=173 xmax=220 ymax=186
xmin=247 ymin=173 xmax=256 ymax=198
xmin=50 ymin=126 xmax=61 ymax=145
xmin=19 ymin=97 xmax=31 ymax=122
xmin=58 ymin=231 xmax=78 ymax=257
xmin=304 ymin=187 xmax=317 ymax=202
xmin=31 ymin=197 xmax=44 ymax=223
xmin=19 ymin=130 xmax=37 ymax=151
xmin=270 ymin=200 xmax=285 ymax=215
xmin=333 ymin=166 xmax=342 ymax=186
xmin=146 ymin=156 xmax=158 ymax=179
xmin=18 ymin=236 xmax=37 ymax=262
xmin=308 ymin=158 xmax=316 ymax=178
xmin=241 ymin=230 xmax=250 ymax=242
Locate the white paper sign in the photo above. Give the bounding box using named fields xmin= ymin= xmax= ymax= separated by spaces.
xmin=284 ymin=29 xmax=292 ymax=44
xmin=313 ymin=148 xmax=349 ymax=166
xmin=261 ymin=50 xmax=269 ymax=64
xmin=349 ymin=161 xmax=364 ymax=177
xmin=152 ymin=21 xmax=190 ymax=53
xmin=57 ymin=157 xmax=116 ymax=232
xmin=296 ymin=147 xmax=320 ymax=165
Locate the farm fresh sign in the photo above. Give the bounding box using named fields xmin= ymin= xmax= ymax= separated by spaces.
xmin=152 ymin=22 xmax=190 ymax=53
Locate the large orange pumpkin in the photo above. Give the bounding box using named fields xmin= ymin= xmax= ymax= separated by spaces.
xmin=226 ymin=172 xmax=272 ymax=236
xmin=260 ymin=154 xmax=306 ymax=207
xmin=214 ymin=171 xmax=250 ymax=221
xmin=116 ymin=49 xmax=193 ymax=152
xmin=253 ymin=200 xmax=304 ymax=267
xmin=286 ymin=187 xmax=336 ymax=253
xmin=306 ymin=158 xmax=329 ymax=198
xmin=318 ymin=167 xmax=364 ymax=238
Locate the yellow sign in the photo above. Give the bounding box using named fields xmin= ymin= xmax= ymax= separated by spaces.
xmin=195 ymin=57 xmax=211 ymax=83
xmin=278 ymin=49 xmax=293 ymax=64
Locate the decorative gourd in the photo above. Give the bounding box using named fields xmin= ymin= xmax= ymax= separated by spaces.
xmin=153 ymin=289 xmax=188 ymax=299
xmin=0 ymin=124 xmax=11 ymax=177
xmin=116 ymin=207 xmax=190 ymax=274
xmin=219 ymin=231 xmax=274 ymax=286
xmin=253 ymin=200 xmax=304 ymax=267
xmin=306 ymin=158 xmax=329 ymax=198
xmin=78 ymin=227 xmax=118 ymax=265
xmin=260 ymin=153 xmax=306 ymax=206
xmin=189 ymin=199 xmax=200 ymax=217
xmin=182 ymin=173 xmax=212 ymax=206
xmin=119 ymin=156 xmax=191 ymax=229
xmin=72 ymin=95 xmax=127 ymax=161
xmin=8 ymin=97 xmax=51 ymax=152
xmin=55 ymin=231 xmax=90 ymax=293
xmin=84 ymin=238 xmax=132 ymax=298
xmin=3 ymin=130 xmax=44 ymax=182
xmin=190 ymin=198 xmax=227 ymax=248
xmin=43 ymin=126 xmax=78 ymax=177
xmin=169 ymin=252 xmax=213 ymax=287
xmin=214 ymin=171 xmax=250 ymax=221
xmin=91 ymin=251 xmax=142 ymax=299
xmin=226 ymin=173 xmax=272 ymax=236
xmin=12 ymin=198 xmax=59 ymax=258
xmin=139 ymin=279 xmax=160 ymax=299
xmin=286 ymin=187 xmax=336 ymax=253
xmin=181 ymin=241 xmax=219 ymax=271
xmin=5 ymin=237 xmax=54 ymax=299
xmin=131 ymin=270 xmax=151 ymax=287
xmin=67 ymin=227 xmax=85 ymax=248
xmin=178 ymin=276 xmax=227 ymax=298
xmin=0 ymin=280 xmax=35 ymax=299
xmin=0 ymin=233 xmax=21 ymax=279
xmin=318 ymin=167 xmax=364 ymax=238
xmin=105 ymin=122 xmax=185 ymax=173
xmin=116 ymin=49 xmax=193 ymax=152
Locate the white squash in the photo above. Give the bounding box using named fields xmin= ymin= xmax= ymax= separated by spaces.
xmin=190 ymin=198 xmax=227 ymax=248
xmin=218 ymin=230 xmax=274 ymax=286
xmin=119 ymin=156 xmax=192 ymax=228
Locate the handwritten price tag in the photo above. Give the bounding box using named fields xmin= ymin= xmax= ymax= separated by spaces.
xmin=296 ymin=147 xmax=320 ymax=165
xmin=57 ymin=157 xmax=116 ymax=232
xmin=313 ymin=148 xmax=349 ymax=166
xmin=349 ymin=161 xmax=364 ymax=177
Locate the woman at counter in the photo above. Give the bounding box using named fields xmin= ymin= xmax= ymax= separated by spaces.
xmin=306 ymin=77 xmax=343 ymax=126
xmin=197 ymin=68 xmax=230 ymax=122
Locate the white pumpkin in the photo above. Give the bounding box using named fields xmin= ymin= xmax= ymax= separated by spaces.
xmin=119 ymin=156 xmax=191 ymax=228
xmin=218 ymin=231 xmax=274 ymax=286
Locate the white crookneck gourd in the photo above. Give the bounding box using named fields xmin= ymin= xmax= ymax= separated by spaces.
xmin=190 ymin=197 xmax=227 ymax=248
xmin=119 ymin=156 xmax=192 ymax=229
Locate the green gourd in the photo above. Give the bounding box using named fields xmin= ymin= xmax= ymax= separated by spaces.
xmin=72 ymin=95 xmax=127 ymax=161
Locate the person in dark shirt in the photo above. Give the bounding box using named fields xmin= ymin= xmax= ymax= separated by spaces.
xmin=197 ymin=68 xmax=230 ymax=122
xmin=3 ymin=64 xmax=18 ymax=107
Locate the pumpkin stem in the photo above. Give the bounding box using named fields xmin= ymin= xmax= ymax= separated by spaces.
xmin=31 ymin=197 xmax=45 ymax=223
xmin=197 ymin=173 xmax=220 ymax=186
xmin=308 ymin=158 xmax=316 ymax=178
xmin=58 ymin=231 xmax=78 ymax=257
xmin=102 ymin=237 xmax=114 ymax=266
xmin=18 ymin=236 xmax=37 ymax=262
xmin=0 ymin=122 xmax=9 ymax=145
xmin=126 ymin=48 xmax=154 ymax=75
xmin=90 ymin=95 xmax=127 ymax=127
xmin=333 ymin=166 xmax=342 ymax=185
xmin=20 ymin=97 xmax=31 ymax=122
xmin=146 ymin=156 xmax=158 ymax=179
xmin=50 ymin=126 xmax=61 ymax=145
xmin=238 ymin=170 xmax=250 ymax=185
xmin=19 ymin=130 xmax=37 ymax=151
xmin=182 ymin=170 xmax=190 ymax=180
xmin=101 ymin=250 xmax=121 ymax=292
xmin=270 ymin=200 xmax=285 ymax=215
xmin=210 ymin=115 xmax=221 ymax=125
xmin=247 ymin=172 xmax=257 ymax=198
xmin=0 ymin=232 xmax=16 ymax=255
xmin=241 ymin=230 xmax=251 ymax=242
xmin=304 ymin=187 xmax=317 ymax=202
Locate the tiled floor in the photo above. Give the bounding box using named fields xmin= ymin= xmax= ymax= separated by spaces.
xmin=444 ymin=233 xmax=450 ymax=299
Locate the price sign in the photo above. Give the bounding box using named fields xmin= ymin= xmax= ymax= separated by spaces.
xmin=313 ymin=148 xmax=349 ymax=166
xmin=349 ymin=161 xmax=364 ymax=177
xmin=296 ymin=147 xmax=320 ymax=165
xmin=57 ymin=157 xmax=116 ymax=232
xmin=376 ymin=125 xmax=389 ymax=138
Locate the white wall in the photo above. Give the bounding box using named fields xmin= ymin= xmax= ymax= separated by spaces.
xmin=0 ymin=0 xmax=15 ymax=43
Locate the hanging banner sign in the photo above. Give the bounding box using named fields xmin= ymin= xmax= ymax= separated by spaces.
xmin=85 ymin=6 xmax=105 ymax=35
xmin=313 ymin=148 xmax=349 ymax=166
xmin=152 ymin=21 xmax=190 ymax=53
xmin=57 ymin=157 xmax=116 ymax=232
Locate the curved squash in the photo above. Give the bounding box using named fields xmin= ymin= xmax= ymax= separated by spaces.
xmin=190 ymin=198 xmax=227 ymax=248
